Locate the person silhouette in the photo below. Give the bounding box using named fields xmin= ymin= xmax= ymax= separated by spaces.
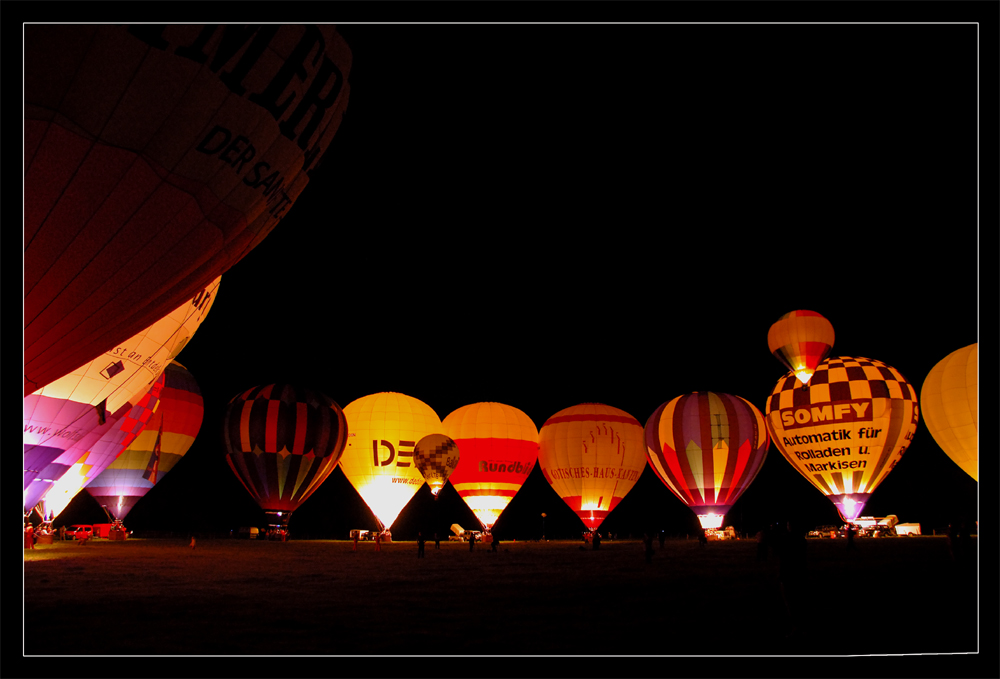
xmin=417 ymin=532 xmax=425 ymax=558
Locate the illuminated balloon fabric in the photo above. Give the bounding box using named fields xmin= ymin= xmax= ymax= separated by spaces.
xmin=765 ymin=356 xmax=919 ymax=522
xmin=920 ymin=343 xmax=978 ymax=481
xmin=443 ymin=402 xmax=538 ymax=530
xmin=24 ymin=24 xmax=353 ymax=396
xmin=340 ymin=393 xmax=444 ymax=530
xmin=413 ymin=434 xmax=460 ymax=498
xmin=767 ymin=310 xmax=835 ymax=385
xmin=40 ymin=372 xmax=166 ymax=519
xmin=537 ymin=403 xmax=646 ymax=532
xmin=223 ymin=384 xmax=348 ymax=515
xmin=35 ymin=276 xmax=220 ymax=415
xmin=23 ymin=278 xmax=219 ymax=503
xmin=86 ymin=361 xmax=204 ymax=520
xmin=645 ymin=392 xmax=769 ymax=530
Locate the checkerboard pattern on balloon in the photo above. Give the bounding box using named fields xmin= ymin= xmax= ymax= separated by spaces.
xmin=416 ymin=436 xmax=459 ymax=478
xmin=767 ymin=356 xmax=917 ymax=411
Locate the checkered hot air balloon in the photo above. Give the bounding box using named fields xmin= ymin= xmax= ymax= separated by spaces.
xmin=767 ymin=310 xmax=835 ymax=385
xmin=765 ymin=356 xmax=919 ymax=522
xmin=413 ymin=434 xmax=460 ymax=498
xmin=86 ymin=361 xmax=204 ymax=520
xmin=223 ymin=384 xmax=348 ymax=526
xmin=645 ymin=392 xmax=769 ymax=530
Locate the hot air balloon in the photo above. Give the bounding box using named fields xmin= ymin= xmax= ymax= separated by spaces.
xmin=23 ymin=277 xmax=219 ymax=509
xmin=413 ymin=434 xmax=460 ymax=498
xmin=222 ymin=384 xmax=348 ymax=527
xmin=920 ymin=343 xmax=977 ymax=481
xmin=443 ymin=402 xmax=539 ymax=531
xmin=86 ymin=361 xmax=204 ymax=520
xmin=41 ymin=371 xmax=166 ymax=520
xmin=24 ymin=24 xmax=352 ymax=396
xmin=340 ymin=393 xmax=444 ymax=531
xmin=645 ymin=392 xmax=769 ymax=530
xmin=537 ymin=403 xmax=646 ymax=533
xmin=765 ymin=356 xmax=919 ymax=523
xmin=767 ymin=310 xmax=835 ymax=385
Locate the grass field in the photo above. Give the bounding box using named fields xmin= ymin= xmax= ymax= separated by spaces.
xmin=22 ymin=536 xmax=978 ymax=659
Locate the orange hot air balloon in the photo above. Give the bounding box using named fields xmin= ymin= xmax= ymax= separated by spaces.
xmin=920 ymin=343 xmax=977 ymax=481
xmin=222 ymin=384 xmax=348 ymax=526
xmin=645 ymin=392 xmax=769 ymax=530
xmin=24 ymin=24 xmax=352 ymax=396
xmin=339 ymin=393 xmax=444 ymax=531
xmin=443 ymin=402 xmax=539 ymax=530
xmin=767 ymin=310 xmax=835 ymax=384
xmin=537 ymin=403 xmax=646 ymax=533
xmin=765 ymin=356 xmax=919 ymax=522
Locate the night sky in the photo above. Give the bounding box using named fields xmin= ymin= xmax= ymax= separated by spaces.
xmin=49 ymin=21 xmax=982 ymax=541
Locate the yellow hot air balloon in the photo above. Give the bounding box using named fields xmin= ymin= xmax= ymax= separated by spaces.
xmin=537 ymin=403 xmax=646 ymax=532
xmin=340 ymin=392 xmax=444 ymax=531
xmin=765 ymin=356 xmax=919 ymax=522
xmin=767 ymin=310 xmax=835 ymax=385
xmin=920 ymin=343 xmax=977 ymax=481
xmin=443 ymin=402 xmax=539 ymax=530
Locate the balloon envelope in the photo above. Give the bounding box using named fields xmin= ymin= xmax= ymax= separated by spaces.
xmin=767 ymin=310 xmax=835 ymax=385
xmin=340 ymin=392 xmax=444 ymax=530
xmin=537 ymin=403 xmax=646 ymax=532
xmin=41 ymin=372 xmax=166 ymax=519
xmin=765 ymin=356 xmax=919 ymax=522
xmin=223 ymin=384 xmax=348 ymax=518
xmin=413 ymin=434 xmax=460 ymax=498
xmin=920 ymin=343 xmax=977 ymax=481
xmin=86 ymin=361 xmax=203 ymax=520
xmin=443 ymin=402 xmax=539 ymax=530
xmin=24 ymin=24 xmax=352 ymax=395
xmin=645 ymin=392 xmax=769 ymax=529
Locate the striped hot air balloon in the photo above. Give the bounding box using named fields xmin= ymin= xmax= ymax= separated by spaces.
xmin=765 ymin=356 xmax=919 ymax=522
xmin=40 ymin=371 xmax=166 ymax=520
xmin=767 ymin=310 xmax=835 ymax=385
xmin=645 ymin=392 xmax=769 ymax=530
xmin=86 ymin=361 xmax=204 ymax=520
xmin=443 ymin=402 xmax=538 ymax=530
xmin=222 ymin=384 xmax=348 ymax=526
xmin=537 ymin=403 xmax=646 ymax=533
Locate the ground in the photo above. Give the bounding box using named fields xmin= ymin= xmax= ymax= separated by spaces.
xmin=20 ymin=536 xmax=982 ymax=672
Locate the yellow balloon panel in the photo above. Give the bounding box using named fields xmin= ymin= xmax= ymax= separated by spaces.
xmin=765 ymin=356 xmax=919 ymax=521
xmin=340 ymin=392 xmax=444 ymax=530
xmin=920 ymin=343 xmax=978 ymax=481
xmin=33 ymin=276 xmax=220 ymax=412
xmin=537 ymin=403 xmax=646 ymax=532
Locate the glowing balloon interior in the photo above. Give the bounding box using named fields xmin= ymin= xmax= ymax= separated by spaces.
xmin=223 ymin=384 xmax=348 ymax=524
xmin=86 ymin=361 xmax=203 ymax=520
xmin=413 ymin=434 xmax=460 ymax=497
xmin=444 ymin=402 xmax=539 ymax=531
xmin=645 ymin=392 xmax=769 ymax=530
xmin=538 ymin=403 xmax=646 ymax=532
xmin=765 ymin=356 xmax=919 ymax=522
xmin=340 ymin=393 xmax=444 ymax=531
xmin=767 ymin=310 xmax=835 ymax=385
xmin=919 ymin=343 xmax=978 ymax=481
